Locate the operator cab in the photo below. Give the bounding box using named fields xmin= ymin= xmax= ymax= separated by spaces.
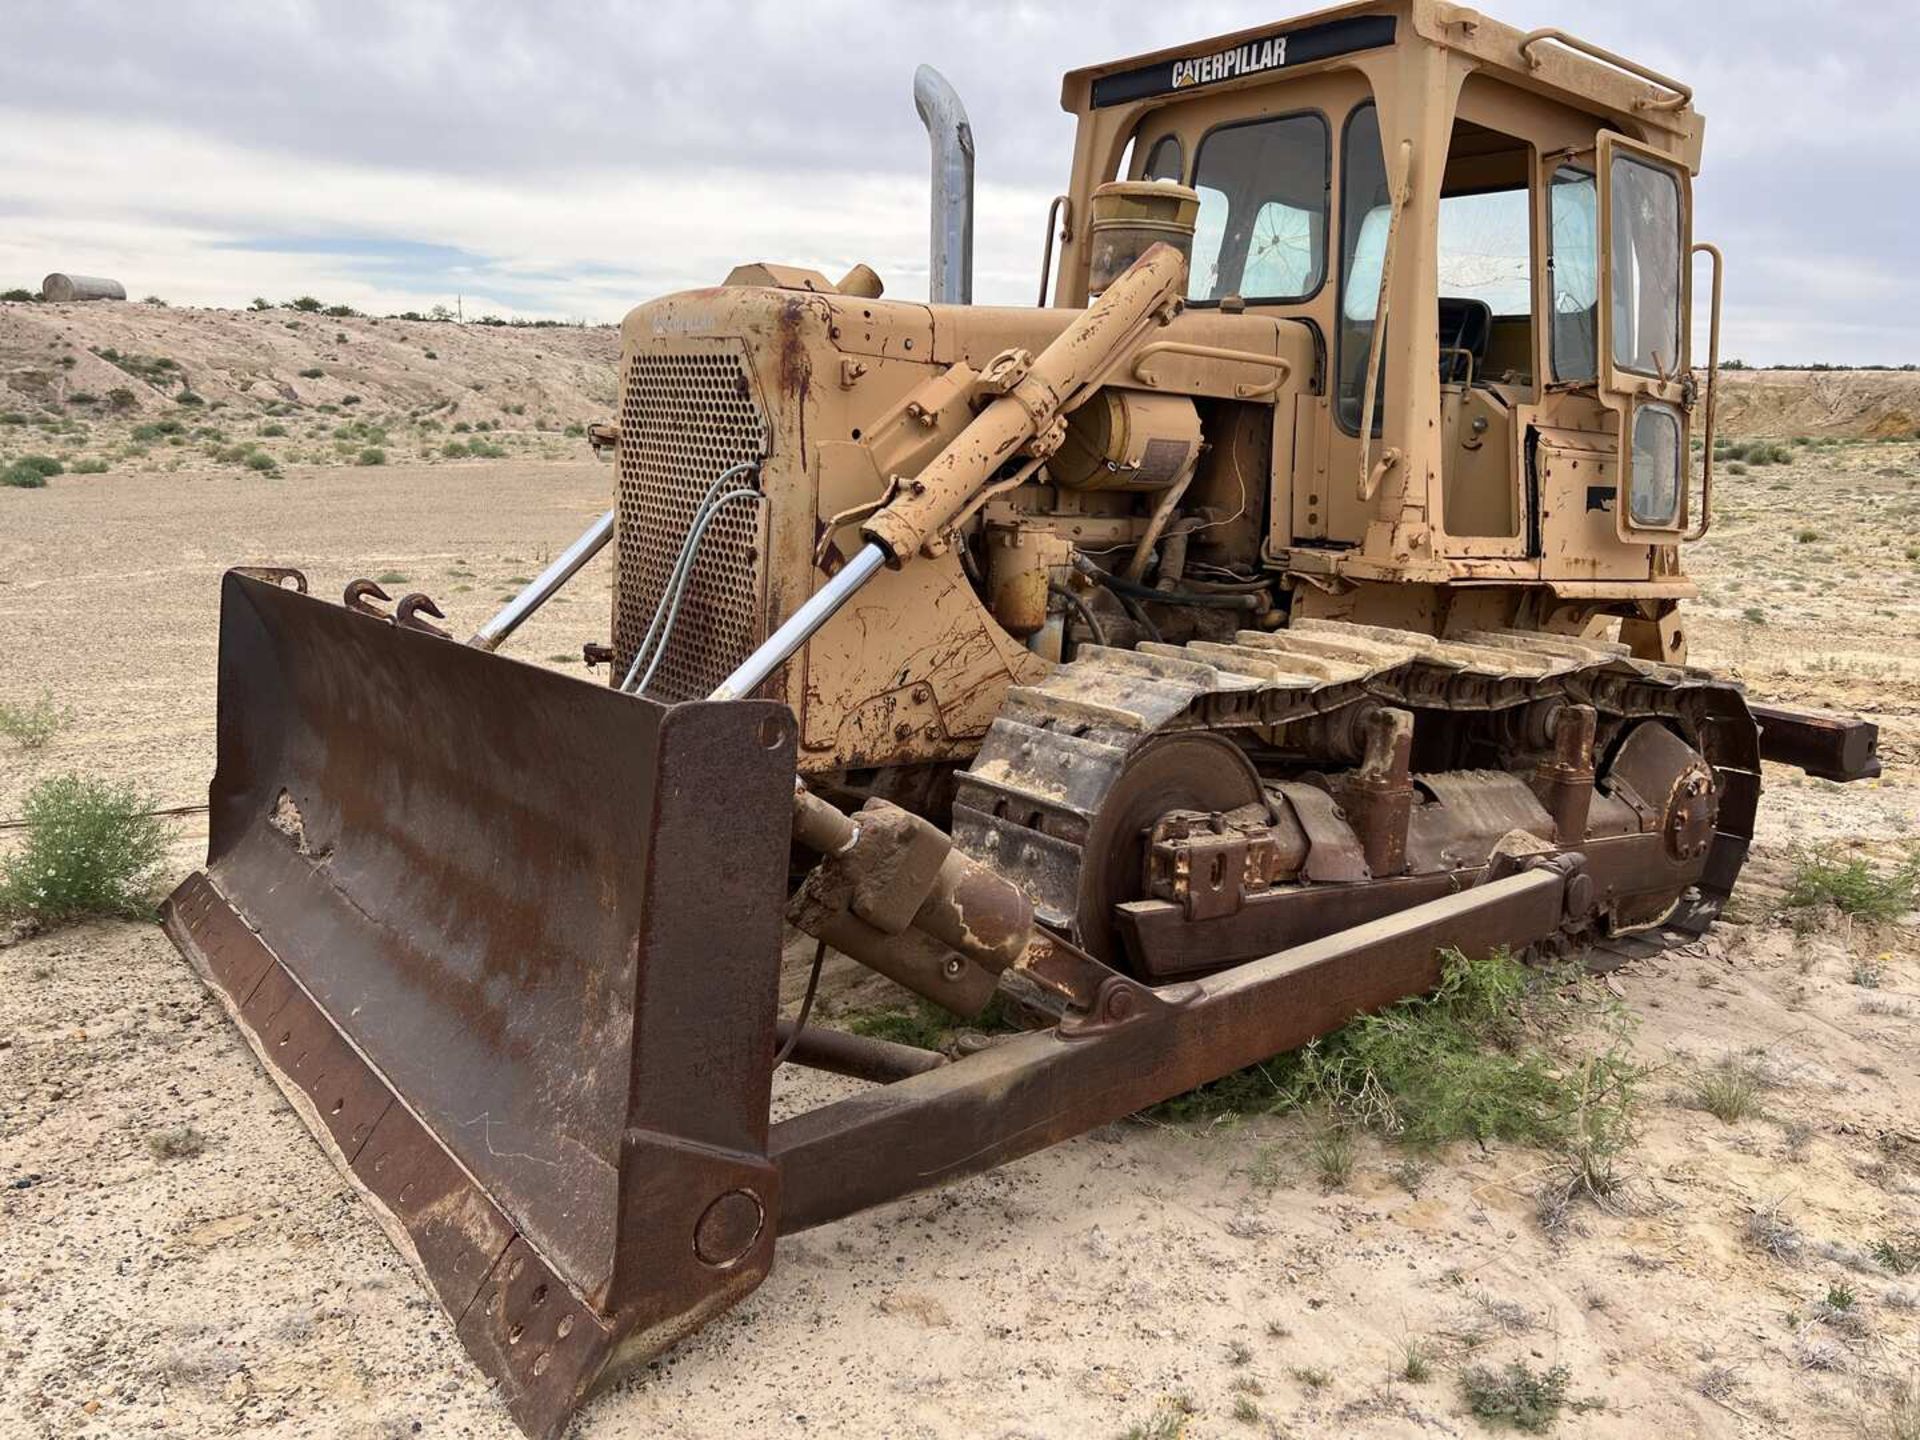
xmin=1054 ymin=1 xmax=1712 ymax=637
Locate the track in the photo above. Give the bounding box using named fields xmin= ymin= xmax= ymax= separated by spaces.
xmin=951 ymin=619 xmax=1761 ymax=973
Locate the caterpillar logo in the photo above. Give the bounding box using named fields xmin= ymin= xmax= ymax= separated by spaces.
xmin=1088 ymin=16 xmax=1395 ymax=109
xmin=1172 ymin=37 xmax=1289 ymax=90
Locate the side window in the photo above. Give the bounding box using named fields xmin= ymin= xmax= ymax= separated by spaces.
xmin=1609 ymin=154 xmax=1683 ymax=376
xmin=1185 ymin=113 xmax=1328 ymax=305
xmin=1336 ymin=103 xmax=1389 ymax=434
xmin=1549 ymin=166 xmax=1598 ymax=382
xmin=1141 ymin=135 xmax=1184 ymax=182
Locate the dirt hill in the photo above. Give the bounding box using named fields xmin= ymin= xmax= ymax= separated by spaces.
xmin=1714 ymin=369 xmax=1920 ymax=441
xmin=0 ymin=299 xmax=620 ymax=478
xmin=5 ymin=298 xmax=1914 ymax=469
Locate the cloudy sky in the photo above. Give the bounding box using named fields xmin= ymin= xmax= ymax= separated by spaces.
xmin=3 ymin=1 xmax=1913 ymax=364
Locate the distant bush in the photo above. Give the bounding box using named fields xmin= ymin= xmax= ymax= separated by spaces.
xmin=141 ymin=295 xmax=168 ymax=306
xmin=0 ymin=691 xmax=70 ymax=748
xmin=12 ymin=454 xmax=65 ymax=478
xmin=1 ymin=288 xmax=35 ymax=302
xmin=289 ymin=296 xmax=323 ymax=313
xmin=2 ymin=463 xmax=47 ymax=488
xmin=248 ymin=297 xmax=271 ymax=311
xmin=1718 ymin=439 xmax=1793 ymax=466
xmin=321 ymin=304 xmax=356 ymax=318
xmin=340 ymin=394 xmax=361 ymax=406
xmin=452 ymin=421 xmax=472 ymax=433
xmin=0 ymin=774 xmax=168 ymax=924
xmin=468 ymin=440 xmax=506 ymax=458
xmin=423 ymin=349 xmax=437 ymax=359
xmin=356 ymin=446 xmax=386 ymax=466
xmin=66 ymin=391 xmax=98 ymax=406
xmin=441 ymin=440 xmax=469 ymax=458
xmin=71 ymin=457 xmax=109 ymax=474
xmin=0 ymin=411 xmax=26 ymax=425
xmin=245 ymin=451 xmax=278 ymax=473
xmin=130 ymin=419 xmax=185 ymax=441
xmin=107 ymin=387 xmax=137 ymax=411
xmin=261 ymin=422 xmax=288 ymax=437
xmin=296 ymin=367 xmax=324 ymax=379
xmin=174 ymin=390 xmax=204 ymax=407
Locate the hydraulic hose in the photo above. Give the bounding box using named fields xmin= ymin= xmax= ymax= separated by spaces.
xmin=1073 ymin=554 xmax=1265 ymax=611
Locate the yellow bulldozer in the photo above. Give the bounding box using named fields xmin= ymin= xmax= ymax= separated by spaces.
xmin=162 ymin=4 xmax=1879 ymax=1435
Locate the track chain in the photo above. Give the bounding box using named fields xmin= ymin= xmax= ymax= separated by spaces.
xmin=951 ymin=619 xmax=1760 ymax=967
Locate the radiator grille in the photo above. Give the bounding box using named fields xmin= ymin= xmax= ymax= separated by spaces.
xmin=613 ymin=349 xmax=770 ymax=701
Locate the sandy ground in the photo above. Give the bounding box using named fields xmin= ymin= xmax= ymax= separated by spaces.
xmin=4 ymin=448 xmax=1920 ymax=1440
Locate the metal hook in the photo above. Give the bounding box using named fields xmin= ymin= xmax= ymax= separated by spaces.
xmin=395 ymin=592 xmax=452 ymax=639
xmin=343 ymin=579 xmax=393 ymax=618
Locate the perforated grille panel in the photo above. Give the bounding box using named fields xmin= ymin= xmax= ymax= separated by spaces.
xmin=613 ymin=349 xmax=770 ymax=701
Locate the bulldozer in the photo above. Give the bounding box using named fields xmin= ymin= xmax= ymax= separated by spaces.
xmin=162 ymin=4 xmax=1881 ymax=1436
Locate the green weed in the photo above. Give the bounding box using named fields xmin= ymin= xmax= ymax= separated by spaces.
xmin=1459 ymin=1361 xmax=1571 ymax=1432
xmin=0 ymin=774 xmax=168 ymax=924
xmin=1782 ymin=848 xmax=1919 ymax=923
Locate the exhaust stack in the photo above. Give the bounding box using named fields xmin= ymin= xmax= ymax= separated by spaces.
xmin=912 ymin=64 xmax=973 ymax=305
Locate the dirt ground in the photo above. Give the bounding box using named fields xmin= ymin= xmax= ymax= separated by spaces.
xmin=4 ymin=441 xmax=1920 ymax=1439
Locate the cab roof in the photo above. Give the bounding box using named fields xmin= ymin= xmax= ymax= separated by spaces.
xmin=1060 ymin=0 xmax=1701 ymax=145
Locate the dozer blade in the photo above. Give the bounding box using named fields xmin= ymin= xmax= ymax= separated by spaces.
xmin=161 ymin=572 xmax=796 ymax=1439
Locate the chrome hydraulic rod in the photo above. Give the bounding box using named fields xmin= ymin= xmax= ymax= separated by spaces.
xmin=466 ymin=508 xmax=616 ymax=652
xmin=708 ymin=542 xmax=887 ymax=701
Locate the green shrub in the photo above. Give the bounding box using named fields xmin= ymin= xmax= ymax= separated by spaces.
xmin=3 ymin=462 xmax=48 ymax=488
xmin=296 ymin=367 xmax=324 ymax=379
xmin=0 ymin=774 xmax=168 ymax=924
xmin=71 ymin=457 xmax=109 ymax=474
xmin=0 ymin=411 xmax=27 ymax=424
xmin=245 ymin=451 xmax=278 ymax=473
xmin=0 ymin=691 xmax=70 ymax=748
xmin=321 ymin=303 xmax=356 ymax=318
xmin=174 ymin=390 xmax=204 ymax=407
xmin=356 ymin=446 xmax=386 ymax=466
xmin=289 ymin=296 xmax=323 ymax=313
xmin=130 ymin=419 xmax=185 ymax=441
xmin=1157 ymin=950 xmax=1640 ymax=1156
xmin=442 ymin=440 xmax=469 ymax=458
xmin=341 ymin=394 xmax=361 ymax=406
xmin=13 ymin=454 xmax=64 ymax=478
xmin=468 ymin=440 xmax=506 ymax=458
xmin=261 ymin=422 xmax=288 ymax=437
xmin=248 ymin=297 xmax=272 ymax=311
xmin=1782 ymin=848 xmax=1919 ymax=923
xmin=107 ymin=388 xmax=137 ymax=411
xmin=1 ymin=287 xmax=34 ymax=302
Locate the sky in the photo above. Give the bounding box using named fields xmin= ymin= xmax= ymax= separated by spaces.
xmin=2 ymin=0 xmax=1914 ymax=365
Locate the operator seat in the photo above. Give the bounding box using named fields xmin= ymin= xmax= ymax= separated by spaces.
xmin=1437 ymin=297 xmax=1492 ymax=385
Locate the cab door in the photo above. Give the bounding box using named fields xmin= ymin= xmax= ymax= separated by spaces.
xmin=1597 ymin=132 xmax=1693 ymax=539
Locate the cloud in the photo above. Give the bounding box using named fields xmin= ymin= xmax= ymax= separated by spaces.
xmin=1 ymin=0 xmax=1913 ymax=361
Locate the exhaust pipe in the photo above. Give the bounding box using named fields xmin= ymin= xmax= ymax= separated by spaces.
xmin=912 ymin=64 xmax=973 ymax=305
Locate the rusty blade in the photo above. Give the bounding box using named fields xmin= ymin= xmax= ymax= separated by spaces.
xmin=163 ymin=571 xmax=796 ymax=1439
